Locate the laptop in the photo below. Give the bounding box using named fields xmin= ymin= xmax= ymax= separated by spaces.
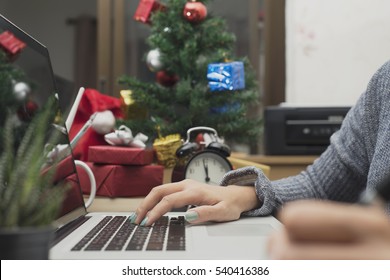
xmin=0 ymin=14 xmax=282 ymax=260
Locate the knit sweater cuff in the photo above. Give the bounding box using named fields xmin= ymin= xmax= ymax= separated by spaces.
xmin=220 ymin=166 xmax=277 ymax=216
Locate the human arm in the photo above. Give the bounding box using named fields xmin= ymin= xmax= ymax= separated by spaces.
xmin=132 ymin=84 xmax=375 ymax=225
xmin=267 ymin=200 xmax=390 ymax=259
xmin=133 ymin=61 xmax=390 ymax=223
xmin=224 ymin=60 xmax=390 ymax=216
xmin=133 ymin=179 xmax=261 ymax=226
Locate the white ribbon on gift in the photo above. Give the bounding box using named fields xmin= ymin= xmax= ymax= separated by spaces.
xmin=104 ymin=125 xmax=148 ymax=148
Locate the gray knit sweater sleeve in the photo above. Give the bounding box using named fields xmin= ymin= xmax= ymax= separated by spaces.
xmin=221 ymin=60 xmax=390 ymax=216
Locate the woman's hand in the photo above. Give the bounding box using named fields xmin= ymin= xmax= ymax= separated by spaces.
xmin=267 ymin=200 xmax=390 ymax=259
xmin=132 ymin=179 xmax=261 ymax=226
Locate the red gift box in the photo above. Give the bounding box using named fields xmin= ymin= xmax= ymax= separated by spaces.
xmin=0 ymin=30 xmax=26 ymax=58
xmin=134 ymin=0 xmax=165 ymax=24
xmin=72 ymin=162 xmax=163 ymax=198
xmin=88 ymin=145 xmax=155 ymax=165
xmin=59 ymin=177 xmax=86 ymax=217
xmin=41 ymin=156 xmax=84 ymax=217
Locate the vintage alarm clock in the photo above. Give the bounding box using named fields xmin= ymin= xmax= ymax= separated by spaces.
xmin=172 ymin=126 xmax=233 ymax=185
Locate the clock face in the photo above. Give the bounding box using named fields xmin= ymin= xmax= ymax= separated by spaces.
xmin=184 ymin=150 xmax=233 ymax=185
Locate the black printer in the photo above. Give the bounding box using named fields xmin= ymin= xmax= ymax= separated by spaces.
xmin=264 ymin=106 xmax=351 ymax=155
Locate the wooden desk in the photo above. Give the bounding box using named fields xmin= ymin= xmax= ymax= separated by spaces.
xmin=87 ymin=197 xmax=143 ymax=212
xmin=231 ymin=153 xmax=318 ymax=180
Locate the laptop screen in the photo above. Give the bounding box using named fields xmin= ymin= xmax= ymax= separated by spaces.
xmin=0 ymin=14 xmax=87 ymax=227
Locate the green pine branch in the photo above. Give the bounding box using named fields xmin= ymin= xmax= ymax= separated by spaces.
xmin=0 ymin=96 xmax=68 ymax=228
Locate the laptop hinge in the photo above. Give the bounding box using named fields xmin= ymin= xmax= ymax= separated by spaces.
xmin=51 ymin=215 xmax=91 ymax=247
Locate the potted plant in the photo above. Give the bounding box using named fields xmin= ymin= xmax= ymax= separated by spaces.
xmin=0 ymin=94 xmax=67 ymax=260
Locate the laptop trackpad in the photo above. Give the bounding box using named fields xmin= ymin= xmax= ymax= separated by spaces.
xmin=206 ymin=223 xmax=274 ymax=236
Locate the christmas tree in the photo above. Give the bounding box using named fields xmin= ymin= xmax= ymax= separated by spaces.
xmin=0 ymin=51 xmax=29 ymax=151
xmin=119 ymin=0 xmax=261 ymax=145
xmin=0 ymin=52 xmax=25 ymax=124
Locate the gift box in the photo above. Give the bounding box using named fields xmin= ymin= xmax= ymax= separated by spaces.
xmin=72 ymin=163 xmax=164 ymax=198
xmin=41 ymin=156 xmax=85 ymax=217
xmin=207 ymin=61 xmax=245 ymax=91
xmin=134 ymin=0 xmax=166 ymax=24
xmin=210 ymin=102 xmax=240 ymax=114
xmin=0 ymin=30 xmax=26 ymax=59
xmin=88 ymin=145 xmax=155 ymax=165
xmin=59 ymin=177 xmax=86 ymax=217
xmin=41 ymin=155 xmax=75 ymax=185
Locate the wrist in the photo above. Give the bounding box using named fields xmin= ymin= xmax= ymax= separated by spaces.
xmin=228 ymin=185 xmax=261 ymax=213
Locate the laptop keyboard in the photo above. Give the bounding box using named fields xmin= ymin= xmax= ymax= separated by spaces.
xmin=71 ymin=215 xmax=186 ymax=252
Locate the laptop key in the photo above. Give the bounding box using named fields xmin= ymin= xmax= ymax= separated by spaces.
xmin=126 ymin=226 xmax=152 ymax=250
xmin=71 ymin=216 xmax=113 ymax=251
xmin=146 ymin=217 xmax=169 ymax=251
xmin=146 ymin=227 xmax=167 ymax=250
xmin=167 ymin=216 xmax=186 ymax=251
xmin=85 ymin=216 xmax=126 ymax=251
xmin=105 ymin=220 xmax=136 ymax=251
xmin=73 ymin=215 xmax=186 ymax=252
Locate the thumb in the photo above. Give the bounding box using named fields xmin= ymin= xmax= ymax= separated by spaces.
xmin=184 ymin=203 xmax=238 ymax=224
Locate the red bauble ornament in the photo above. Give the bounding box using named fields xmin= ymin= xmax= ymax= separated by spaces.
xmin=195 ymin=133 xmax=204 ymax=146
xmin=17 ymin=100 xmax=39 ymax=122
xmin=156 ymin=71 xmax=179 ymax=87
xmin=183 ymin=1 xmax=207 ymax=23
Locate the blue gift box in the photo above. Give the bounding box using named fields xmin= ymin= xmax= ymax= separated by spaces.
xmin=210 ymin=102 xmax=240 ymax=114
xmin=207 ymin=61 xmax=245 ymax=91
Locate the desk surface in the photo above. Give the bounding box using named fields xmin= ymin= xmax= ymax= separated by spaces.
xmin=87 ymin=196 xmax=143 ymax=212
xmin=231 ymin=153 xmax=318 ymax=180
xmin=231 ymin=153 xmax=318 ymax=165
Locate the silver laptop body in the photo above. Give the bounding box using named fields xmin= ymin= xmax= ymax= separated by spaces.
xmin=50 ymin=211 xmax=281 ymax=260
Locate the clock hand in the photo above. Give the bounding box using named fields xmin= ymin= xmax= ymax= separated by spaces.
xmin=203 ymin=159 xmax=210 ymax=183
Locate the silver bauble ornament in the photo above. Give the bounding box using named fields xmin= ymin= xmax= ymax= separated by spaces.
xmin=13 ymin=82 xmax=31 ymax=101
xmin=146 ymin=49 xmax=163 ymax=72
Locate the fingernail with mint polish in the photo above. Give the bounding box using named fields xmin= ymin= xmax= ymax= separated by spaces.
xmin=128 ymin=213 xmax=137 ymax=224
xmin=140 ymin=217 xmax=148 ymax=226
xmin=185 ymin=211 xmax=199 ymax=223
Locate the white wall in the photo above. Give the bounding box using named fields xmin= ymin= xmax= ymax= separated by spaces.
xmin=286 ymin=0 xmax=390 ymax=106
